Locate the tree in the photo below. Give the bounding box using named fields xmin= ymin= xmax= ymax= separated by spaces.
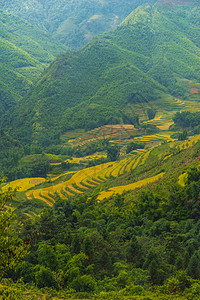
xmin=107 ymin=144 xmax=120 ymax=161
xmin=126 ymin=142 xmax=144 ymax=154
xmin=0 ymin=178 xmax=28 ymax=279
xmin=187 ymin=251 xmax=200 ymax=279
xmin=30 ymin=155 xmax=51 ymax=178
xmin=35 ymin=266 xmax=57 ymax=288
xmin=82 ymin=236 xmax=94 ymax=263
xmin=38 ymin=244 xmax=58 ymax=271
xmin=178 ymin=130 xmax=188 ymax=141
xmin=147 ymin=108 xmax=156 ymax=120
xmin=143 ymin=248 xmax=166 ymax=285
xmin=126 ymin=236 xmax=142 ymax=267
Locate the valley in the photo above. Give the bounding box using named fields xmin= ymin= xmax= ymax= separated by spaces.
xmin=1 ymin=0 xmax=200 ymax=299
xmin=5 ymin=104 xmax=200 ymax=216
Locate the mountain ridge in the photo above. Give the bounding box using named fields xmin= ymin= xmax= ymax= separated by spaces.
xmin=0 ymin=9 xmax=68 ymax=116
xmin=5 ymin=1 xmax=200 ymax=147
xmin=0 ymin=0 xmax=157 ymax=49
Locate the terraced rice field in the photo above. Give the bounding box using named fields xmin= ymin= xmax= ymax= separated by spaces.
xmin=177 ymin=135 xmax=200 ymax=150
xmin=178 ymin=173 xmax=187 ymax=187
xmin=25 ymin=150 xmax=150 ymax=205
xmin=140 ymin=150 xmax=151 ymax=165
xmin=50 ymin=171 xmax=76 ymax=182
xmin=2 ymin=178 xmax=45 ymax=192
xmin=26 ymin=162 xmax=113 ymax=204
xmin=67 ymin=153 xmax=106 ymax=164
xmin=144 ymin=115 xmax=174 ymax=131
xmin=163 ymin=154 xmax=173 ymax=161
xmin=97 ymin=173 xmax=165 ymax=200
xmin=67 ymin=124 xmax=138 ymax=146
xmin=21 ymin=132 xmax=200 ymax=207
xmin=134 ymin=133 xmax=173 ymax=143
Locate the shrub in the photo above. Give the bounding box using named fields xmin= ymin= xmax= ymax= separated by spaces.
xmin=35 ymin=266 xmax=57 ymax=289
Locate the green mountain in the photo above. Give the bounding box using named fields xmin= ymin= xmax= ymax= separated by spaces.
xmin=7 ymin=1 xmax=200 ymax=146
xmin=0 ymin=0 xmax=157 ymax=50
xmin=0 ymin=10 xmax=68 ymax=116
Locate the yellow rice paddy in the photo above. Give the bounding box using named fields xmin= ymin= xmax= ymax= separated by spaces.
xmin=97 ymin=172 xmax=165 ymax=200
xmin=177 ymin=135 xmax=200 ymax=150
xmin=26 ymin=162 xmax=112 ymax=204
xmin=66 ymin=154 xmax=106 ymax=164
xmin=2 ymin=178 xmax=45 ymax=192
xmin=140 ymin=150 xmax=151 ymax=165
xmin=178 ymin=173 xmax=188 ymax=187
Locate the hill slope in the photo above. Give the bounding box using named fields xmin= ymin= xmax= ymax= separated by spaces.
xmin=0 ymin=0 xmax=157 ymax=49
xmin=7 ymin=1 xmax=200 ymax=146
xmin=0 ymin=10 xmax=68 ymax=116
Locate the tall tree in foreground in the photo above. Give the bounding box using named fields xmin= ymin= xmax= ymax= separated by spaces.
xmin=0 ymin=178 xmax=28 ymax=280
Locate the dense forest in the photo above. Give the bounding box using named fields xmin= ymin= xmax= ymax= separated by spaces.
xmin=2 ymin=140 xmax=200 ymax=299
xmin=0 ymin=0 xmax=157 ymax=49
xmin=0 ymin=10 xmax=68 ymax=117
xmin=4 ymin=1 xmax=200 ymax=148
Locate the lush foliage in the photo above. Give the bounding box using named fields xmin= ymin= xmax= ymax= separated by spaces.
xmin=126 ymin=142 xmax=145 ymax=154
xmin=0 ymin=0 xmax=157 ymax=50
xmin=0 ymin=9 xmax=67 ymax=115
xmin=0 ymin=179 xmax=28 ymax=280
xmin=6 ymin=1 xmax=200 ymax=147
xmin=174 ymin=111 xmax=200 ymax=129
xmin=4 ymin=163 xmax=200 ymax=299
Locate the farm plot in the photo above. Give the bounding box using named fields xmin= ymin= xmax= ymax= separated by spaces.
xmin=97 ymin=172 xmax=165 ymax=200
xmin=83 ymin=152 xmax=147 ymax=187
xmin=176 ymin=135 xmax=200 ymax=150
xmin=66 ymin=153 xmax=106 ymax=164
xmin=134 ymin=133 xmax=172 ymax=143
xmin=82 ymin=157 xmax=130 ymax=186
xmin=26 ymin=162 xmax=113 ymax=204
xmin=50 ymin=171 xmax=76 ymax=182
xmin=25 ymin=151 xmax=147 ymax=205
xmin=144 ymin=115 xmax=174 ymax=131
xmin=2 ymin=178 xmax=45 ymax=192
xmin=66 ymin=124 xmax=139 ymax=147
xmin=140 ymin=149 xmax=151 ymax=165
xmin=178 ymin=173 xmax=188 ymax=187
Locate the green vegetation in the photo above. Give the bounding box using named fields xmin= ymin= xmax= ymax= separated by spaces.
xmin=0 ymin=178 xmax=28 ymax=280
xmin=0 ymin=9 xmax=67 ymax=114
xmin=1 ymin=1 xmax=200 ymax=298
xmin=3 ymin=139 xmax=200 ymax=299
xmin=0 ymin=0 xmax=157 ymax=50
xmin=6 ymin=1 xmax=200 ymax=147
xmin=173 ymin=111 xmax=200 ymax=129
xmin=126 ymin=142 xmax=145 ymax=154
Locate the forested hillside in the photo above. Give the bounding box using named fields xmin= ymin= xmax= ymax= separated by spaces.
xmin=0 ymin=0 xmax=157 ymax=49
xmin=6 ymin=1 xmax=200 ymax=147
xmin=0 ymin=10 xmax=68 ymax=116
xmin=3 ymin=123 xmax=200 ymax=299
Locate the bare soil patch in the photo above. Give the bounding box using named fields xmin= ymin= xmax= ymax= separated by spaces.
xmin=190 ymin=88 xmax=199 ymax=94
